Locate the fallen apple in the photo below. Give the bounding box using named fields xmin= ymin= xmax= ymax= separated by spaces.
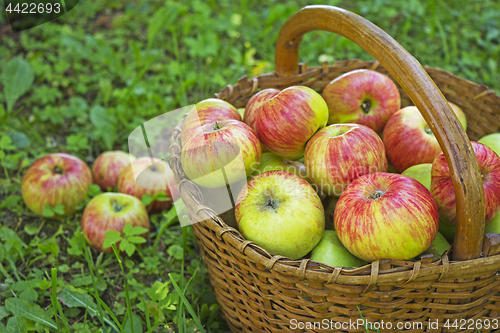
xmin=235 ymin=170 xmax=324 ymax=260
xmin=310 ymin=230 xmax=367 ymax=267
xmin=81 ymin=193 xmax=149 ymax=252
xmin=117 ymin=157 xmax=174 ymax=213
xmin=22 ymin=153 xmax=92 ymax=217
xmin=92 ymin=151 xmax=136 ymax=191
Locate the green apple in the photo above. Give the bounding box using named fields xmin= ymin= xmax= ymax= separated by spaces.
xmin=402 ymin=163 xmax=432 ymax=191
xmin=235 ymin=170 xmax=325 ymax=260
xmin=485 ymin=212 xmax=500 ymax=233
xmin=422 ymin=231 xmax=450 ymax=257
xmin=310 ymin=230 xmax=367 ymax=267
xmin=250 ymin=152 xmax=308 ymax=179
xmin=478 ymin=133 xmax=500 ymax=157
xmin=438 ymin=219 xmax=456 ymax=244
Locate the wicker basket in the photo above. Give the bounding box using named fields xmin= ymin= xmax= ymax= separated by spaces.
xmin=168 ymin=5 xmax=500 ymax=333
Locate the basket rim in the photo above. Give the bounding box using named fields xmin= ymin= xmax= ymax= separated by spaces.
xmin=168 ymin=60 xmax=500 ymax=287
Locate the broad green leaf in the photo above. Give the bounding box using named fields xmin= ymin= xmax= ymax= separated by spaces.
xmin=7 ymin=132 xmax=30 ymax=149
xmin=37 ymin=239 xmax=60 ymax=257
xmin=19 ymin=288 xmax=38 ymax=303
xmin=103 ymin=230 xmax=122 ymax=250
xmin=59 ymin=287 xmax=118 ymax=330
xmin=141 ymin=193 xmax=154 ymax=206
xmin=127 ymin=226 xmax=149 ymax=237
xmin=71 ymin=276 xmax=92 ymax=287
xmin=87 ymin=184 xmax=102 ymax=197
xmin=5 ymin=298 xmax=57 ymax=329
xmin=1 ymin=57 xmax=34 ymax=112
xmin=23 ymin=225 xmax=39 ymax=236
xmin=123 ymin=314 xmax=143 ymax=333
xmin=122 ymin=223 xmax=133 ymax=235
xmin=128 ymin=236 xmax=146 ymax=244
xmin=0 ymin=195 xmax=21 ymax=209
xmin=0 ymin=306 xmax=8 ymax=320
xmin=0 ymin=135 xmax=14 ymax=150
xmin=89 ymin=105 xmax=116 ymax=150
xmin=42 ymin=206 xmax=55 ymax=218
xmin=148 ymin=281 xmax=169 ymax=301
xmin=119 ymin=239 xmax=131 ymax=252
xmin=53 ymin=205 xmax=65 ymax=215
xmin=124 ymin=243 xmax=136 ymax=257
xmin=167 ymin=244 xmax=183 ymax=260
xmin=6 ymin=316 xmax=27 ymax=333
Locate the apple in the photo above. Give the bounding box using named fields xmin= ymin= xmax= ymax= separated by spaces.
xmin=421 ymin=232 xmax=450 ymax=257
xmin=255 ymin=86 xmax=329 ymax=160
xmin=321 ymin=69 xmax=401 ymax=133
xmin=305 ymin=123 xmax=388 ymax=197
xmin=383 ymin=103 xmax=466 ymax=173
xmin=22 ymin=153 xmax=92 ymax=217
xmin=401 ymin=163 xmax=432 ymax=191
xmin=334 ymin=172 xmax=439 ymax=262
xmin=478 ymin=133 xmax=500 ymax=157
xmin=181 ymin=119 xmax=262 ymax=188
xmin=485 ymin=212 xmax=500 ymax=233
xmin=92 ymin=151 xmax=136 ymax=191
xmin=117 ymin=157 xmax=174 ymax=213
xmin=235 ymin=170 xmax=325 ymax=260
xmin=81 ymin=193 xmax=149 ymax=252
xmin=250 ymin=152 xmax=308 ymax=179
xmin=243 ymin=88 xmax=280 ymax=131
xmin=181 ymin=98 xmax=241 ymax=146
xmin=322 ymin=196 xmax=339 ymax=230
xmin=431 ymin=141 xmax=500 ymax=225
xmin=310 ymin=230 xmax=367 ymax=267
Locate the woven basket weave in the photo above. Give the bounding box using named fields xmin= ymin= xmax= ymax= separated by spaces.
xmin=168 ymin=5 xmax=500 ymax=333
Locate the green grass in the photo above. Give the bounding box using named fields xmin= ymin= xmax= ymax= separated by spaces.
xmin=1 ymin=0 xmax=499 ymax=331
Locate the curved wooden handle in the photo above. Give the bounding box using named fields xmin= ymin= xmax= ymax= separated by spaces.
xmin=275 ymin=5 xmax=485 ymax=261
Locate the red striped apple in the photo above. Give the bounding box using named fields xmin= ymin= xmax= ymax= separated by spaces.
xmin=383 ymin=103 xmax=466 ymax=173
xmin=255 ymin=86 xmax=329 ymax=160
xmin=118 ymin=157 xmax=174 ymax=213
xmin=235 ymin=170 xmax=324 ymax=260
xmin=92 ymin=151 xmax=136 ymax=191
xmin=431 ymin=141 xmax=500 ymax=225
xmin=322 ymin=69 xmax=401 ymax=133
xmin=22 ymin=153 xmax=92 ymax=217
xmin=305 ymin=123 xmax=387 ymax=196
xmin=243 ymin=88 xmax=280 ymax=131
xmin=181 ymin=119 xmax=262 ymax=188
xmin=334 ymin=172 xmax=439 ymax=262
xmin=81 ymin=193 xmax=149 ymax=252
xmin=181 ymin=98 xmax=241 ymax=146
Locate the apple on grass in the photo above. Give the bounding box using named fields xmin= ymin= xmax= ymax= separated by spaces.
xmin=181 ymin=119 xmax=262 ymax=188
xmin=478 ymin=132 xmax=500 ymax=157
xmin=22 ymin=153 xmax=92 ymax=217
xmin=181 ymin=98 xmax=241 ymax=146
xmin=310 ymin=230 xmax=367 ymax=267
xmin=118 ymin=157 xmax=175 ymax=213
xmin=255 ymin=86 xmax=329 ymax=160
xmin=321 ymin=69 xmax=401 ymax=133
xmin=235 ymin=170 xmax=324 ymax=260
xmin=431 ymin=141 xmax=500 ymax=225
xmin=92 ymin=151 xmax=136 ymax=191
xmin=81 ymin=193 xmax=149 ymax=252
xmin=402 ymin=163 xmax=432 ymax=191
xmin=305 ymin=123 xmax=387 ymax=197
xmin=383 ymin=103 xmax=466 ymax=173
xmin=334 ymin=172 xmax=439 ymax=262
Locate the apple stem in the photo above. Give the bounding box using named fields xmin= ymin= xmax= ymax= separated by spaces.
xmin=53 ymin=166 xmax=63 ymax=174
xmin=150 ymin=166 xmax=157 ymax=172
xmin=424 ymin=126 xmax=433 ymax=135
xmin=266 ymin=197 xmax=278 ymax=209
xmin=213 ymin=121 xmax=221 ymax=130
xmin=368 ymin=190 xmax=384 ymax=200
xmin=112 ymin=202 xmax=124 ymax=212
xmin=361 ymin=100 xmax=371 ymax=114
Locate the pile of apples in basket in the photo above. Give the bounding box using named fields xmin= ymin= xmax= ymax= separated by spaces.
xmin=180 ymin=69 xmax=500 ymax=266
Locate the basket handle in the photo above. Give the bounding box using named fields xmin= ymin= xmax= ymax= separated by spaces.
xmin=275 ymin=5 xmax=485 ymax=261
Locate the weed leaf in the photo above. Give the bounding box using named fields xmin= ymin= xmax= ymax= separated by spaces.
xmin=5 ymin=298 xmax=57 ymax=329
xmin=2 ymin=57 xmax=34 ymax=112
xmin=6 ymin=316 xmax=27 ymax=333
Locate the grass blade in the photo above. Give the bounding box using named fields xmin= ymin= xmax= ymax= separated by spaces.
xmin=168 ymin=273 xmax=206 ymax=333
